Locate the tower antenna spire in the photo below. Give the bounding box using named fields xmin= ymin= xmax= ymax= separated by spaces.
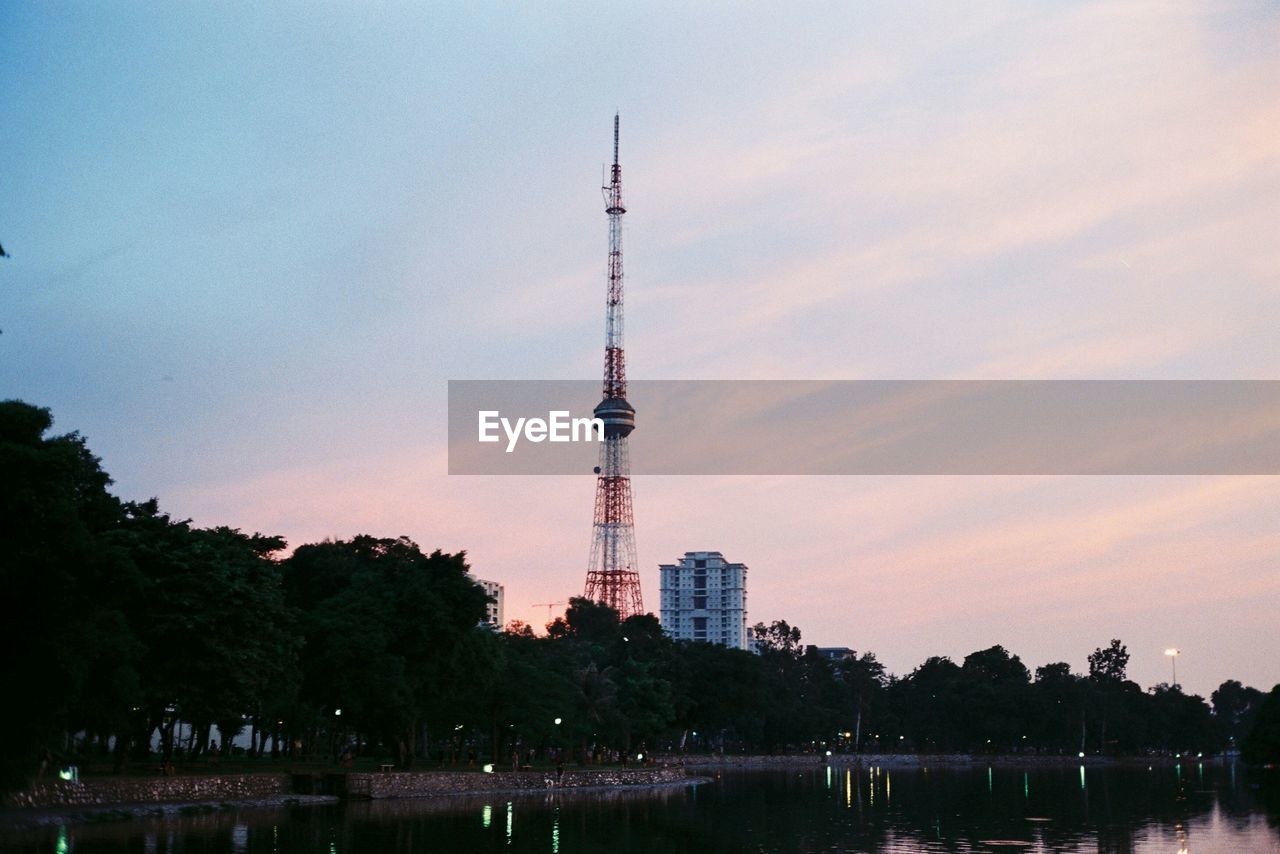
xmin=584 ymin=114 xmax=644 ymax=618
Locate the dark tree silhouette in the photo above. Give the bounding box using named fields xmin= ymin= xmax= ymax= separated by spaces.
xmin=0 ymin=400 xmax=1262 ymax=792
xmin=1242 ymin=685 xmax=1280 ymax=765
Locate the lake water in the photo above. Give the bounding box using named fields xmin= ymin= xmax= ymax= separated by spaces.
xmin=5 ymin=763 xmax=1279 ymax=853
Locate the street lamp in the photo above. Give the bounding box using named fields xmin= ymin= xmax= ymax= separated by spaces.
xmin=551 ymin=717 xmax=564 ymax=763
xmin=1165 ymin=648 xmax=1180 ymax=689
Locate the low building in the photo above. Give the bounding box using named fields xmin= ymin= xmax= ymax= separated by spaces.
xmin=816 ymin=647 xmax=856 ymax=661
xmin=659 ymin=551 xmax=748 ymax=650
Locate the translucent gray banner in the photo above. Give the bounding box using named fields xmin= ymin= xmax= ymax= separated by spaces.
xmin=447 ymin=380 xmax=1280 ymax=475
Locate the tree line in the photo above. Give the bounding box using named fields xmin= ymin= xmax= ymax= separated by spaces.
xmin=2 ymin=399 xmax=1278 ymax=793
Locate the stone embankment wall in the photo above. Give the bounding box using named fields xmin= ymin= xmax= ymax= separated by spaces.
xmin=349 ymin=767 xmax=687 ymax=799
xmin=6 ymin=774 xmax=291 ymax=809
xmin=6 ymin=767 xmax=689 ymax=810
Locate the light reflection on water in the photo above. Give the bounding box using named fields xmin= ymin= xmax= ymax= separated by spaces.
xmin=2 ymin=764 xmax=1278 ymax=853
xmin=231 ymin=822 xmax=248 ymax=854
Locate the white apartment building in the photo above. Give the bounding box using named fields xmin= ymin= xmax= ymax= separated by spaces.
xmin=473 ymin=577 xmax=504 ymax=629
xmin=658 ymin=551 xmax=748 ymax=650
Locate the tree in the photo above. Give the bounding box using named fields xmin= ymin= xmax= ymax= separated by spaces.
xmin=1146 ymin=684 xmax=1216 ymax=754
xmin=1088 ymin=639 xmax=1130 ymax=683
xmin=1087 ymin=639 xmax=1131 ymax=754
xmin=1242 ymin=685 xmax=1280 ymax=766
xmin=493 ymin=623 xmax=579 ymax=763
xmin=749 ymin=621 xmax=816 ymax=751
xmin=750 ymin=620 xmax=802 ymax=657
xmin=889 ymin=657 xmax=964 ymax=752
xmin=836 ymin=652 xmax=887 ymax=752
xmin=7 ymin=399 xmax=1273 ymax=777
xmin=964 ymin=645 xmax=1031 ymax=685
xmin=958 ymin=646 xmax=1031 ymax=750
xmin=671 ymin=642 xmax=765 ymax=752
xmin=0 ymin=401 xmax=139 ymax=790
xmin=563 ymin=597 xmax=622 ymax=645
xmin=117 ymin=503 xmax=298 ymax=763
xmin=439 ymin=627 xmax=507 ymax=764
xmin=283 ymin=536 xmax=490 ymax=767
xmin=1212 ymin=680 xmax=1264 ymax=749
xmin=1032 ymin=662 xmax=1087 ymax=753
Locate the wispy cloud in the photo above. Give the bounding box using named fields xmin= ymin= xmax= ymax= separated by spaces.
xmin=5 ymin=1 xmax=1277 ymax=696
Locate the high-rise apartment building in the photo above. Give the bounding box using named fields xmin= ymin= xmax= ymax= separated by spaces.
xmin=658 ymin=551 xmax=748 ymax=650
xmin=473 ymin=577 xmax=504 ymax=629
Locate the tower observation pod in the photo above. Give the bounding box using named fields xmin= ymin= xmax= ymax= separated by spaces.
xmin=583 ymin=115 xmax=644 ymax=618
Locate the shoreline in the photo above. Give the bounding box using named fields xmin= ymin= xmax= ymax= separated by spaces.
xmin=5 ymin=754 xmax=1232 ymax=827
xmin=1 ymin=767 xmax=700 ymax=827
xmin=1 ymin=778 xmax=712 ymax=830
xmin=675 ymin=752 xmax=1228 ymax=770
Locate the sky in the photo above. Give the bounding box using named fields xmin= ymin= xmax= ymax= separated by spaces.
xmin=2 ymin=1 xmax=1278 ymax=699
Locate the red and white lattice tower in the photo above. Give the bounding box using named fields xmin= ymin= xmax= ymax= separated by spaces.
xmin=583 ymin=114 xmax=644 ymax=618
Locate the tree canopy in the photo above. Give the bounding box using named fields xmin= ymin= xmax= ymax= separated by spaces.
xmin=2 ymin=399 xmax=1275 ymax=791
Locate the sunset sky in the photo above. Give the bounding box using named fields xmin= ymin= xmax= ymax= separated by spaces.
xmin=3 ymin=2 xmax=1278 ymax=698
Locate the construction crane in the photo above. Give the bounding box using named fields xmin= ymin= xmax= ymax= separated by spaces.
xmin=532 ymin=602 xmax=567 ymax=624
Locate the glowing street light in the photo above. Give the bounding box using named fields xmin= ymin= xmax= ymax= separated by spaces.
xmin=1165 ymin=648 xmax=1180 ymax=689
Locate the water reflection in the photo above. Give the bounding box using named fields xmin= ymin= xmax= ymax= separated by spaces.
xmin=2 ymin=765 xmax=1277 ymax=853
xmin=231 ymin=822 xmax=248 ymax=854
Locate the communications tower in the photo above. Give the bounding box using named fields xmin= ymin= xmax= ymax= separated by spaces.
xmin=583 ymin=114 xmax=644 ymax=618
